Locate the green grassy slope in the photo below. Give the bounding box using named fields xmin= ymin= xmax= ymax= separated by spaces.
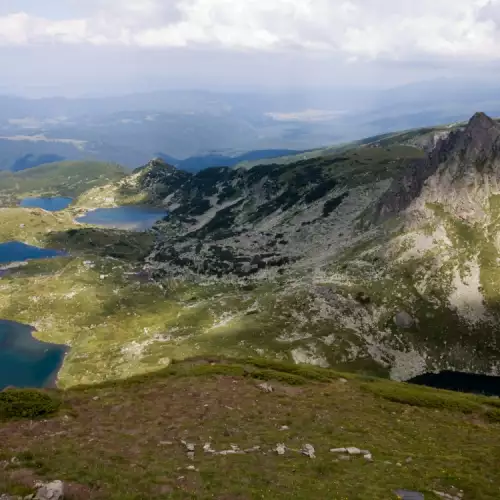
xmin=0 ymin=359 xmax=499 ymax=500
xmin=0 ymin=161 xmax=126 ymax=203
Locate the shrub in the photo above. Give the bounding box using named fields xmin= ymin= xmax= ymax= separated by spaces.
xmin=484 ymin=408 xmax=500 ymax=423
xmin=0 ymin=389 xmax=61 ymax=420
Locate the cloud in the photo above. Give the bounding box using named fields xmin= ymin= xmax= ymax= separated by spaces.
xmin=1 ymin=0 xmax=500 ymax=62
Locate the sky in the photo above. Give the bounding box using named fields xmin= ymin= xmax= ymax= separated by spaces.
xmin=1 ymin=0 xmax=500 ymax=97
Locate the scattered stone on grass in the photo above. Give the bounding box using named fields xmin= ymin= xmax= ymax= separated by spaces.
xmin=257 ymin=382 xmax=273 ymax=393
xmin=301 ymin=444 xmax=316 ymax=459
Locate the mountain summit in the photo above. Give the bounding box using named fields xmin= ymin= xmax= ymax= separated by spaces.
xmin=375 ymin=112 xmax=500 ymax=223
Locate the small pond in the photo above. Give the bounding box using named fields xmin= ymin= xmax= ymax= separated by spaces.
xmin=408 ymin=370 xmax=500 ymax=397
xmin=76 ymin=206 xmax=167 ymax=231
xmin=0 ymin=320 xmax=69 ymax=390
xmin=0 ymin=241 xmax=65 ymax=265
xmin=20 ymin=197 xmax=73 ymax=211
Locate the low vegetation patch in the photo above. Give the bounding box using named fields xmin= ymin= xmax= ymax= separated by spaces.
xmin=0 ymin=389 xmax=61 ymax=420
xmin=1 ymin=362 xmax=500 ymax=499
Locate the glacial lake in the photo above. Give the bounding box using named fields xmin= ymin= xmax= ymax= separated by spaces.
xmin=0 ymin=241 xmax=65 ymax=265
xmin=76 ymin=206 xmax=167 ymax=231
xmin=0 ymin=320 xmax=68 ymax=390
xmin=20 ymin=197 xmax=73 ymax=211
xmin=408 ymin=370 xmax=500 ymax=397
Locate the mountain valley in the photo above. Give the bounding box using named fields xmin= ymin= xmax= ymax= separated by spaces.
xmin=1 ymin=112 xmax=500 ymax=500
xmin=0 ymin=113 xmax=499 ymax=387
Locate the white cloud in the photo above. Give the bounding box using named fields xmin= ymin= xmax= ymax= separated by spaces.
xmin=1 ymin=0 xmax=500 ymax=61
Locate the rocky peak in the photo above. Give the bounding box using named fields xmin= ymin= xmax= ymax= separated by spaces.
xmin=445 ymin=112 xmax=500 ymax=164
xmin=373 ymin=112 xmax=500 ymax=223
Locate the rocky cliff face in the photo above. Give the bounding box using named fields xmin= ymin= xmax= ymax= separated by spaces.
xmin=374 ymin=112 xmax=500 ymax=223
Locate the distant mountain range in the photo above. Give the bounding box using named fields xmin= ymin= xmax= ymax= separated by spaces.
xmin=1 ymin=79 xmax=500 ymax=171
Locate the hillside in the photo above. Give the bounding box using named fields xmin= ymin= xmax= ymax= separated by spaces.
xmin=3 ymin=114 xmax=500 ymax=389
xmin=68 ymin=112 xmax=500 ymax=383
xmin=0 ymin=161 xmax=126 ymax=204
xmin=0 ymin=358 xmax=499 ymax=500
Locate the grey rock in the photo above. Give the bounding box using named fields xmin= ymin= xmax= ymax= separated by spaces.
xmin=346 ymin=447 xmax=362 ymax=455
xmin=275 ymin=443 xmax=286 ymax=455
xmin=244 ymin=446 xmax=261 ymax=453
xmin=181 ymin=441 xmax=195 ymax=452
xmin=394 ymin=311 xmax=415 ymax=329
xmin=34 ymin=481 xmax=64 ymax=500
xmin=257 ymin=382 xmax=273 ymax=393
xmin=330 ymin=448 xmax=347 ymax=453
xmin=301 ymin=444 xmax=316 ymax=459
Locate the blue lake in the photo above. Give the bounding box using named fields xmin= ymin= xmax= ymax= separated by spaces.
xmin=76 ymin=206 xmax=167 ymax=231
xmin=0 ymin=320 xmax=68 ymax=390
xmin=0 ymin=242 xmax=65 ymax=265
xmin=20 ymin=197 xmax=73 ymax=211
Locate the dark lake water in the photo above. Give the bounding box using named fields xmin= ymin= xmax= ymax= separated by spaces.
xmin=0 ymin=320 xmax=68 ymax=390
xmin=76 ymin=206 xmax=167 ymax=231
xmin=20 ymin=197 xmax=73 ymax=211
xmin=408 ymin=370 xmax=500 ymax=397
xmin=0 ymin=242 xmax=65 ymax=265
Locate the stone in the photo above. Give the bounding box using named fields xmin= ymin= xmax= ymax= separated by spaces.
xmin=244 ymin=446 xmax=261 ymax=453
xmin=346 ymin=447 xmax=362 ymax=455
xmin=394 ymin=490 xmax=424 ymax=500
xmin=330 ymin=448 xmax=347 ymax=453
xmin=394 ymin=311 xmax=415 ymax=329
xmin=338 ymin=378 xmax=348 ymax=384
xmin=280 ymin=425 xmax=290 ymax=431
xmin=257 ymin=382 xmax=273 ymax=393
xmin=34 ymin=480 xmax=64 ymax=500
xmin=203 ymin=443 xmax=215 ymax=453
xmin=182 ymin=441 xmax=195 ymax=452
xmin=275 ymin=443 xmax=286 ymax=455
xmin=363 ymin=453 xmax=373 ymax=461
xmin=301 ymin=444 xmax=316 ymax=459
xmin=187 ymin=452 xmax=195 ymax=460
xmin=405 ymin=457 xmax=413 ymax=464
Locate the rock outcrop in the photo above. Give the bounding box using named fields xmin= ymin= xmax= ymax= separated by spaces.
xmin=374 ymin=112 xmax=500 ymax=223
